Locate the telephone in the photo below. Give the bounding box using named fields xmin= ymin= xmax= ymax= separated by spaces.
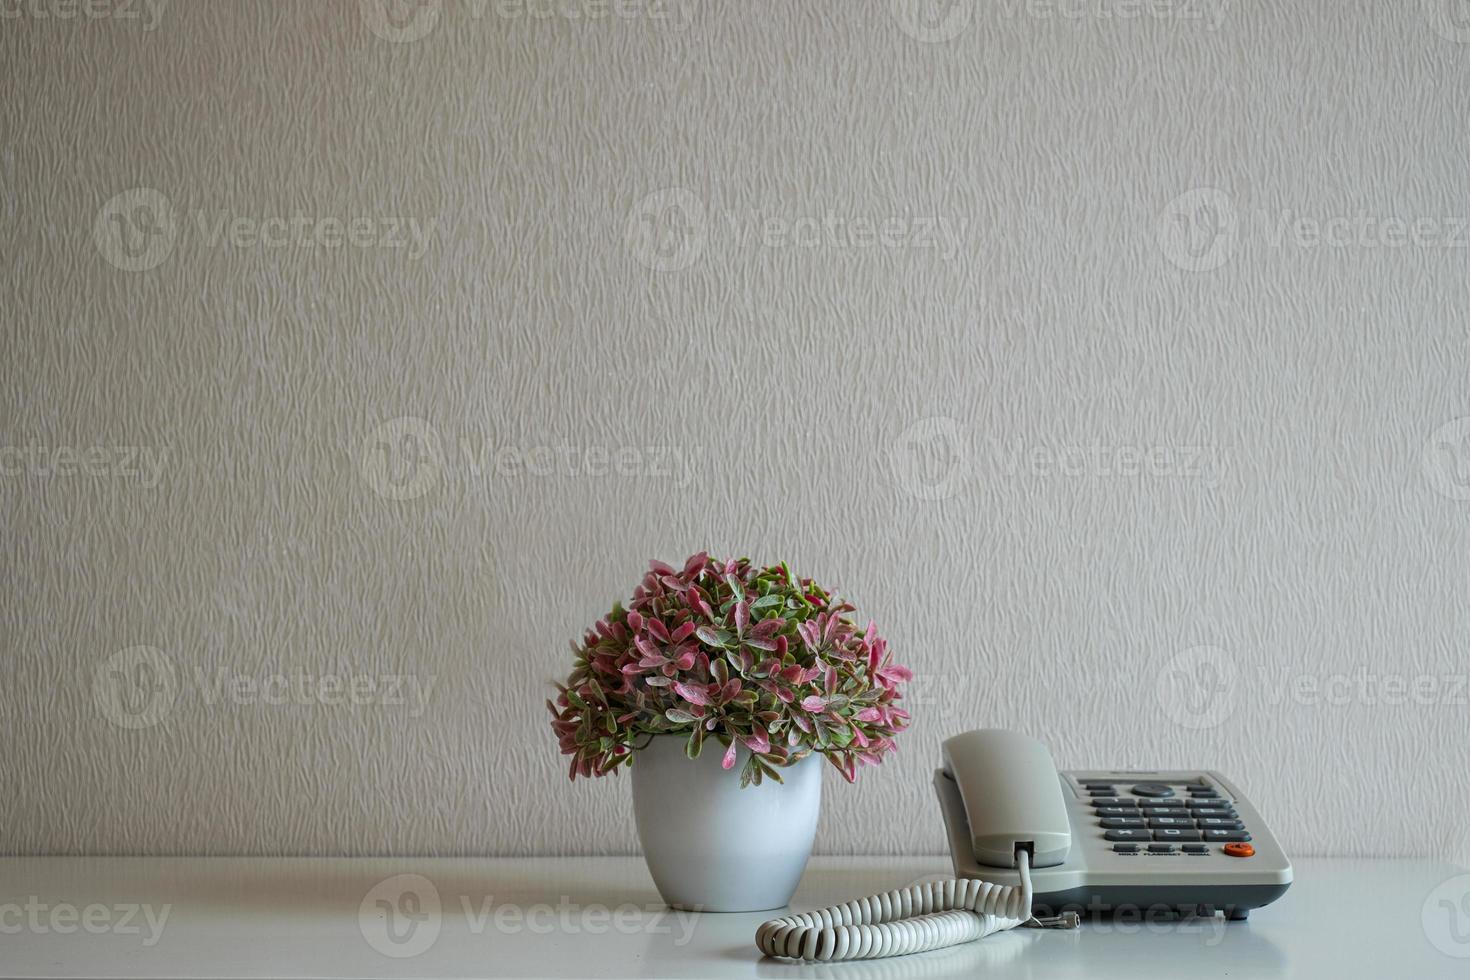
xmin=755 ymin=729 xmax=1292 ymax=962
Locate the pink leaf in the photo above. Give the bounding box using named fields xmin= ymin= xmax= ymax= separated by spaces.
xmin=673 ymin=682 xmax=711 ymax=706
xmin=744 ymin=728 xmax=770 ymax=754
xmin=649 ymin=559 xmax=676 ymax=575
xmin=800 ymin=695 xmax=827 ymax=713
xmin=627 ymin=610 xmax=644 ymax=632
xmin=683 ymin=551 xmax=709 ymax=576
xmin=733 ymin=600 xmax=749 ymax=635
xmin=722 ymin=741 xmax=738 ymax=769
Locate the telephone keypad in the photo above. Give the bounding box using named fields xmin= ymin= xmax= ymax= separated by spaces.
xmin=1089 ymin=781 xmax=1251 ymax=853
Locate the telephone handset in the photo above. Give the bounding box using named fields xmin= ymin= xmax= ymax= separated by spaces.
xmin=942 ymin=728 xmax=1071 ymax=869
xmin=756 ymin=729 xmax=1292 ymax=963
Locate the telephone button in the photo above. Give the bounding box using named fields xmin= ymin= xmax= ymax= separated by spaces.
xmin=1153 ymin=829 xmax=1202 ymax=841
xmin=1099 ymin=817 xmax=1147 ymax=829
xmin=1090 ymin=798 xmax=1136 ymax=808
xmin=1223 ymin=843 xmax=1256 ymax=858
xmin=1095 ymin=807 xmax=1136 ymax=818
xmin=1148 ymin=817 xmax=1193 ymax=828
xmin=1197 ymin=818 xmax=1245 ymax=830
xmin=1131 ymin=783 xmax=1174 ymax=797
xmin=1203 ymin=830 xmax=1252 ymax=843
xmin=1138 ymin=800 xmax=1187 ymax=811
xmin=1148 ymin=844 xmax=1176 ymax=853
xmin=1182 ymin=844 xmax=1209 ymax=854
xmin=1104 ymin=829 xmax=1152 ymax=842
xmin=1112 ymin=844 xmax=1140 ymax=853
xmin=1189 ymin=788 xmax=1220 ymax=798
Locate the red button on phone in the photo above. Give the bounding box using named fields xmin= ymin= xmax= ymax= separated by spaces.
xmin=1223 ymin=843 xmax=1255 ymax=858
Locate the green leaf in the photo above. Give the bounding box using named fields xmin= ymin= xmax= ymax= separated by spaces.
xmin=685 ymin=727 xmax=705 ymax=759
xmin=666 ymin=709 xmax=697 ymax=724
xmin=739 ymin=754 xmax=760 ymax=788
xmin=751 ymin=594 xmax=784 ymax=611
xmin=695 ymin=626 xmax=732 ymax=648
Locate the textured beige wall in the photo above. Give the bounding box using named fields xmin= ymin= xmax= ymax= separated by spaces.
xmin=3 ymin=0 xmax=1469 ymax=859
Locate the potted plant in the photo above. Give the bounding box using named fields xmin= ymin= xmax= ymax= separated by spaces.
xmin=549 ymin=552 xmax=911 ymax=911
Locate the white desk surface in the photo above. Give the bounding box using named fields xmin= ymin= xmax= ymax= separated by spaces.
xmin=1 ymin=856 xmax=1466 ymax=978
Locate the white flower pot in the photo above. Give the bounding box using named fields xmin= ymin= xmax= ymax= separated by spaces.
xmin=631 ymin=735 xmax=822 ymax=912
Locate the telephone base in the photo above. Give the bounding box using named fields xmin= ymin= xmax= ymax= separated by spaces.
xmin=935 ymin=769 xmax=1292 ymax=920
